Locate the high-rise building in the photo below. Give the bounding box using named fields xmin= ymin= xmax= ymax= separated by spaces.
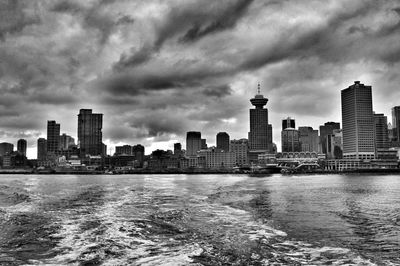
xmin=132 ymin=144 xmax=145 ymax=166
xmin=392 ymin=106 xmax=400 ymax=142
xmin=319 ymin=122 xmax=340 ymax=154
xmin=78 ymin=109 xmax=103 ymax=157
xmin=326 ymin=129 xmax=343 ymax=159
xmin=230 ymin=139 xmax=248 ymax=166
xmin=37 ymin=138 xmax=47 ymax=161
xmin=47 ymin=120 xmax=60 ymax=153
xmin=60 ymin=134 xmax=75 ymax=150
xmin=201 ymin=138 xmax=208 ymax=149
xmin=17 ymin=139 xmax=27 ymax=156
xmin=186 ymin=131 xmax=201 ymax=156
xmin=0 ymin=142 xmax=14 ymax=156
xmin=282 ymin=117 xmax=295 ymax=130
xmin=174 ymin=143 xmax=182 ymax=157
xmin=281 ymin=128 xmax=301 ymax=152
xmin=341 ymin=81 xmax=375 ymax=160
xmin=216 ymin=132 xmax=230 ymax=151
xmin=298 ymin=126 xmax=319 ymax=152
xmin=115 ymin=145 xmax=132 ymax=155
xmin=374 ymin=113 xmax=389 ymax=150
xmin=248 ymin=84 xmax=272 ymax=160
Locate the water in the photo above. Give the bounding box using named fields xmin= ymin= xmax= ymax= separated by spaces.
xmin=0 ymin=174 xmax=399 ymax=265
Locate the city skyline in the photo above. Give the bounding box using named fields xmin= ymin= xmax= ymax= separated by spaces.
xmin=1 ymin=1 xmax=400 ymax=158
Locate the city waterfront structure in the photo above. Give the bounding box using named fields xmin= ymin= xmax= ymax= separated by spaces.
xmin=282 ymin=117 xmax=295 ymax=130
xmin=37 ymin=138 xmax=47 ymax=161
xmin=17 ymin=139 xmax=27 ymax=156
xmin=216 ymin=132 xmax=230 ymax=151
xmin=230 ymin=139 xmax=249 ymax=166
xmin=47 ymin=120 xmax=60 ymax=154
xmin=341 ymin=81 xmax=375 ymax=160
xmin=0 ymin=142 xmax=14 ymax=156
xmin=319 ymin=122 xmax=341 ymax=155
xmin=326 ymin=129 xmax=343 ymax=159
xmin=77 ymin=109 xmax=103 ymax=157
xmin=298 ymin=126 xmax=319 ymax=153
xmin=374 ymin=113 xmax=390 ymax=151
xmin=60 ymin=134 xmax=75 ymax=150
xmin=174 ymin=143 xmax=182 ymax=157
xmin=198 ymin=148 xmax=236 ymax=169
xmin=281 ymin=128 xmax=301 ymax=152
xmin=186 ymin=131 xmax=201 ymax=156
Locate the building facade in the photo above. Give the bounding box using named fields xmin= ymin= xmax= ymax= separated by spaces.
xmin=230 ymin=139 xmax=249 ymax=166
xmin=186 ymin=131 xmax=201 ymax=156
xmin=341 ymin=81 xmax=375 ymax=160
xmin=319 ymin=122 xmax=340 ymax=154
xmin=298 ymin=126 xmax=319 ymax=153
xmin=198 ymin=148 xmax=236 ymax=169
xmin=0 ymin=142 xmax=14 ymax=156
xmin=78 ymin=109 xmax=103 ymax=157
xmin=282 ymin=117 xmax=295 ymax=130
xmin=392 ymin=106 xmax=400 ymax=142
xmin=37 ymin=138 xmax=47 ymax=161
xmin=47 ymin=120 xmax=60 ymax=153
xmin=281 ymin=128 xmax=301 ymax=152
xmin=60 ymin=134 xmax=75 ymax=150
xmin=374 ymin=113 xmax=389 ymax=151
xmin=17 ymin=139 xmax=27 ymax=156
xmin=216 ymin=132 xmax=230 ymax=151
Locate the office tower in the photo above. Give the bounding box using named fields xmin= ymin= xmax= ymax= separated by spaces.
xmin=0 ymin=142 xmax=14 ymax=156
xmin=281 ymin=128 xmax=301 ymax=152
xmin=186 ymin=131 xmax=201 ymax=156
xmin=298 ymin=126 xmax=319 ymax=152
xmin=47 ymin=120 xmax=60 ymax=153
xmin=37 ymin=138 xmax=47 ymax=160
xmin=132 ymin=144 xmax=145 ymax=166
xmin=60 ymin=134 xmax=75 ymax=150
xmin=282 ymin=117 xmax=295 ymax=130
xmin=115 ymin=145 xmax=132 ymax=155
xmin=319 ymin=122 xmax=341 ymax=154
xmin=78 ymin=109 xmax=103 ymax=157
xmin=374 ymin=113 xmax=389 ymax=150
xmin=248 ymin=84 xmax=270 ymax=151
xmin=267 ymin=124 xmax=273 ymax=146
xmin=17 ymin=139 xmax=27 ymax=156
xmin=201 ymin=139 xmax=208 ymax=149
xmin=216 ymin=132 xmax=230 ymax=151
xmin=341 ymin=81 xmax=375 ymax=160
xmin=174 ymin=143 xmax=182 ymax=157
xmin=326 ymin=129 xmax=343 ymax=159
xmin=392 ymin=106 xmax=400 ymax=142
xmin=230 ymin=139 xmax=249 ymax=166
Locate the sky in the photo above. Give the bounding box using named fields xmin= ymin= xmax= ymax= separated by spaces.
xmin=1 ymin=0 xmax=400 ymax=159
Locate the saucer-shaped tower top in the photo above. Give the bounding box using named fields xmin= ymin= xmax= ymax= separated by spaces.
xmin=250 ymin=83 xmax=268 ymax=109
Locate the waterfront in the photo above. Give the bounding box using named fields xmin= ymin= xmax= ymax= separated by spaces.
xmin=0 ymin=174 xmax=399 ymax=265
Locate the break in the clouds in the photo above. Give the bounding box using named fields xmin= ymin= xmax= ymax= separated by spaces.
xmin=1 ymin=0 xmax=400 ymax=158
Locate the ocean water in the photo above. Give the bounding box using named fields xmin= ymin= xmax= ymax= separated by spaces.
xmin=0 ymin=174 xmax=399 ymax=265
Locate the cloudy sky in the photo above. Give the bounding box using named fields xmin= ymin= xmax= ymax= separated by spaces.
xmin=1 ymin=0 xmax=400 ymax=158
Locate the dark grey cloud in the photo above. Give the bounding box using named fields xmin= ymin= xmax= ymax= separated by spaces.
xmin=202 ymin=85 xmax=233 ymax=98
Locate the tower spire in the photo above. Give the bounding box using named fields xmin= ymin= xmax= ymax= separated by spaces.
xmin=257 ymin=83 xmax=260 ymax=94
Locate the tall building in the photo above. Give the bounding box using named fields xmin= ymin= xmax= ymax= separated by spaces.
xmin=326 ymin=129 xmax=343 ymax=159
xmin=319 ymin=122 xmax=340 ymax=154
xmin=341 ymin=81 xmax=375 ymax=160
xmin=201 ymin=139 xmax=208 ymax=149
xmin=115 ymin=145 xmax=132 ymax=155
xmin=0 ymin=142 xmax=14 ymax=156
xmin=174 ymin=143 xmax=182 ymax=157
xmin=60 ymin=134 xmax=75 ymax=150
xmin=230 ymin=139 xmax=248 ymax=166
xmin=186 ymin=131 xmax=201 ymax=156
xmin=37 ymin=138 xmax=47 ymax=161
xmin=17 ymin=139 xmax=27 ymax=156
xmin=248 ymin=84 xmax=272 ymax=162
xmin=216 ymin=132 xmax=230 ymax=151
xmin=281 ymin=128 xmax=301 ymax=152
xmin=78 ymin=109 xmax=103 ymax=157
xmin=298 ymin=126 xmax=319 ymax=152
xmin=132 ymin=144 xmax=145 ymax=166
xmin=282 ymin=117 xmax=295 ymax=130
xmin=392 ymin=106 xmax=400 ymax=142
xmin=374 ymin=113 xmax=389 ymax=150
xmin=47 ymin=120 xmax=60 ymax=153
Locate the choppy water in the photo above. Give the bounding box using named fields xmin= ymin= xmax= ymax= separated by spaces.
xmin=0 ymin=174 xmax=399 ymax=265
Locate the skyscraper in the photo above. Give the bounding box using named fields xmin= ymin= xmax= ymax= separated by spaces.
xmin=281 ymin=128 xmax=300 ymax=152
xmin=298 ymin=126 xmax=319 ymax=152
xmin=60 ymin=133 xmax=75 ymax=150
xmin=392 ymin=106 xmax=400 ymax=142
xmin=17 ymin=139 xmax=27 ymax=156
xmin=216 ymin=132 xmax=230 ymax=151
xmin=319 ymin=122 xmax=340 ymax=154
xmin=47 ymin=120 xmax=60 ymax=153
xmin=132 ymin=144 xmax=145 ymax=166
xmin=174 ymin=143 xmax=182 ymax=157
xmin=248 ymin=84 xmax=271 ymax=151
xmin=0 ymin=142 xmax=13 ymax=156
xmin=37 ymin=138 xmax=47 ymax=161
xmin=186 ymin=131 xmax=201 ymax=156
xmin=341 ymin=81 xmax=375 ymax=160
xmin=282 ymin=117 xmax=295 ymax=130
xmin=78 ymin=109 xmax=103 ymax=157
xmin=374 ymin=113 xmax=389 ymax=150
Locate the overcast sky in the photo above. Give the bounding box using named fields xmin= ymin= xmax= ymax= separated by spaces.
xmin=1 ymin=0 xmax=400 ymax=158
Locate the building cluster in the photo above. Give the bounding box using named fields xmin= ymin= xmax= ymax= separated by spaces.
xmin=0 ymin=81 xmax=399 ymax=172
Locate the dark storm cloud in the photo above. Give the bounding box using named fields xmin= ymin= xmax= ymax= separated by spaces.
xmin=113 ymin=45 xmax=156 ymax=71
xmin=202 ymin=85 xmax=233 ymax=98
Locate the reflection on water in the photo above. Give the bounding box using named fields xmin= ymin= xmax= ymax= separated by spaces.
xmin=0 ymin=174 xmax=399 ymax=265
